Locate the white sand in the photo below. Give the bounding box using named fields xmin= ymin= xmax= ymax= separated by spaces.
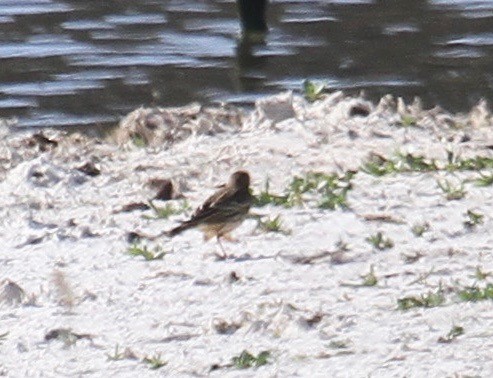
xmin=1 ymin=92 xmax=493 ymax=376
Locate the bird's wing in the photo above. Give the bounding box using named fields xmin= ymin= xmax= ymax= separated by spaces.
xmin=189 ymin=188 xmax=236 ymax=223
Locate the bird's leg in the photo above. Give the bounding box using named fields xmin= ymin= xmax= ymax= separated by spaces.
xmin=215 ymin=235 xmax=228 ymax=259
xmin=221 ymin=233 xmax=238 ymax=243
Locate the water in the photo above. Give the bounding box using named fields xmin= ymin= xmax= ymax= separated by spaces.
xmin=1 ymin=0 xmax=493 ymax=128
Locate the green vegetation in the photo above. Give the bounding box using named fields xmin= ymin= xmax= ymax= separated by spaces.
xmin=143 ymin=353 xmax=167 ymax=370
xmin=107 ymin=345 xmax=164 ymax=368
xmin=438 ymin=325 xmax=464 ymax=344
xmin=399 ymin=114 xmax=417 ymax=127
xmin=362 ymin=152 xmax=438 ymax=176
xmin=473 ymin=266 xmax=491 ymax=281
xmin=107 ymin=344 xmax=127 ymax=361
xmin=366 ymin=232 xmax=394 ymax=250
xmin=303 ymin=80 xmax=326 ymax=102
xmin=437 ymin=179 xmax=466 ymax=200
xmin=256 ymin=215 xmax=291 ymax=235
xmin=128 ymin=244 xmax=167 ymax=261
xmin=131 ymin=133 xmax=147 ymax=148
xmin=457 ymin=283 xmax=493 ymax=302
xmin=146 ymin=199 xmax=189 ymax=219
xmin=411 ymin=222 xmax=430 ymax=237
xmin=474 ymin=172 xmax=493 ymax=187
xmin=362 ymin=151 xmax=493 ymax=176
xmin=340 ymin=266 xmax=379 ymax=288
xmin=254 ymin=180 xmax=290 ymax=207
xmin=232 ymin=350 xmax=270 ymax=369
xmin=463 ymin=209 xmax=484 ymax=229
xmin=397 ymin=289 xmax=445 ymax=310
xmin=361 ymin=265 xmax=378 ymax=287
xmin=452 ymin=155 xmax=493 ymax=171
xmin=255 ymin=171 xmax=354 ymax=210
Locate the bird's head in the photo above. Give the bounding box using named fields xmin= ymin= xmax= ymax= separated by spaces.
xmin=230 ymin=170 xmax=251 ymax=189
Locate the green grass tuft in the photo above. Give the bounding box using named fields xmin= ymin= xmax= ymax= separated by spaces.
xmin=451 ymin=156 xmax=493 ymax=171
xmin=146 ymin=199 xmax=190 ymax=219
xmin=473 ymin=266 xmax=491 ymax=281
xmin=362 ymin=151 xmax=493 ymax=177
xmin=131 ymin=133 xmax=147 ymax=148
xmin=255 ymin=171 xmax=354 ymax=210
xmin=474 ymin=172 xmax=493 ymax=187
xmin=128 ymin=244 xmax=167 ymax=261
xmin=361 ymin=154 xmax=399 ymax=176
xmin=288 ymin=171 xmax=354 ymax=209
xmin=362 ymin=152 xmax=439 ymax=176
xmin=366 ymin=232 xmax=394 ymax=250
xmin=303 ymin=80 xmax=326 ymax=102
xmin=457 ymin=283 xmax=493 ymax=302
xmin=397 ymin=289 xmax=445 ymax=310
xmin=411 ymin=222 xmax=430 ymax=237
xmin=107 ymin=344 xmax=126 ymax=361
xmin=361 ymin=265 xmax=378 ymax=287
xmin=399 ymin=114 xmax=417 ymax=127
xmin=437 ymin=180 xmax=466 ymax=200
xmin=438 ymin=325 xmax=464 ymax=343
xmin=256 ymin=215 xmax=291 ymax=235
xmin=254 ymin=180 xmax=289 ymax=207
xmin=232 ymin=350 xmax=270 ymax=369
xmin=463 ymin=209 xmax=484 ymax=229
xmin=142 ymin=353 xmax=167 ymax=370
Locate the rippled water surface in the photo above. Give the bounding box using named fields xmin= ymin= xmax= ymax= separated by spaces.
xmin=1 ymin=0 xmax=493 ymax=127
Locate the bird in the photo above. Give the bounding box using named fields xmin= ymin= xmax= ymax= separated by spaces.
xmin=166 ymin=171 xmax=253 ymax=251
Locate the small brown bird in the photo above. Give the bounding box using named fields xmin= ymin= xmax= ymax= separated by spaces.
xmin=166 ymin=171 xmax=253 ymax=250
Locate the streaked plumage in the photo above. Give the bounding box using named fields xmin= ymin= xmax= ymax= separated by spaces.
xmin=166 ymin=171 xmax=253 ymax=244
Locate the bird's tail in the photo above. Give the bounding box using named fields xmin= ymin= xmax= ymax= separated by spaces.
xmin=165 ymin=222 xmax=194 ymax=237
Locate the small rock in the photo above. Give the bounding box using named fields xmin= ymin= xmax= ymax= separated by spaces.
xmin=23 ymin=132 xmax=58 ymax=152
xmin=349 ymin=102 xmax=371 ymax=117
xmin=44 ymin=328 xmax=92 ymax=346
xmin=0 ymin=279 xmax=26 ymax=306
xmin=148 ymin=178 xmax=175 ymax=200
xmin=229 ymin=271 xmax=240 ymax=283
xmin=127 ymin=231 xmax=143 ymax=243
xmin=27 ymin=163 xmax=62 ymax=187
xmin=76 ymin=161 xmax=101 ymax=177
xmin=119 ymin=202 xmax=151 ymax=213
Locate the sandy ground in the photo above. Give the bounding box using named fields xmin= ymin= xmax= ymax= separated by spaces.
xmin=2 ymin=91 xmax=493 ymax=377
